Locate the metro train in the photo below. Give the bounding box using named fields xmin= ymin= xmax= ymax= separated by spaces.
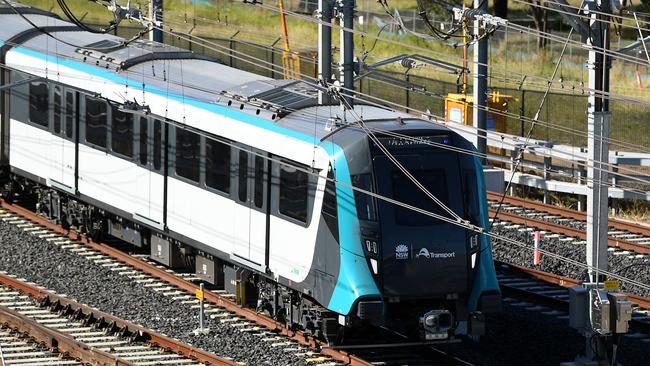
xmin=0 ymin=3 xmax=500 ymax=341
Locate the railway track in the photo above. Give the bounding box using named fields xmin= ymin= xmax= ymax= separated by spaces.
xmin=495 ymin=261 xmax=650 ymax=333
xmin=487 ymin=191 xmax=650 ymax=255
xmin=0 ymin=271 xmax=238 ymax=366
xmin=0 ymin=198 xmax=472 ymax=366
xmin=0 ymin=325 xmax=83 ymax=366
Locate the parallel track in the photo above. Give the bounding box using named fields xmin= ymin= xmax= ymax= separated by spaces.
xmin=0 ymin=198 xmax=472 ymax=366
xmin=487 ymin=191 xmax=650 ymax=255
xmin=495 ymin=261 xmax=650 ymax=332
xmin=0 ymin=272 xmax=238 ymax=366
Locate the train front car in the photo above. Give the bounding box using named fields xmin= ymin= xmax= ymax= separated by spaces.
xmin=331 ymin=117 xmax=500 ymax=341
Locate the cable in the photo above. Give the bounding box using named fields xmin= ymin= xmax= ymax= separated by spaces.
xmin=1 ymin=0 xmax=150 ymax=51
xmin=56 ymin=0 xmax=116 ymax=34
xmin=6 ymin=31 xmax=650 ymax=291
xmin=491 ymin=16 xmax=578 ymax=230
xmin=152 ymin=21 xmax=650 ymax=191
xmin=250 ymin=0 xmax=650 ymax=72
xmin=8 ymin=11 xmax=648 ymax=196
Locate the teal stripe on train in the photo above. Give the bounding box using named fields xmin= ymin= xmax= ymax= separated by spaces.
xmin=7 ymin=41 xmax=380 ymax=315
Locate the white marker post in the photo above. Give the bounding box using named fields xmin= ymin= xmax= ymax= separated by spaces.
xmin=533 ymin=231 xmax=541 ymax=266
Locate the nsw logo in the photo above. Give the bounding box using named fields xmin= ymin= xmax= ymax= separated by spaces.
xmin=395 ymin=244 xmax=409 ymax=260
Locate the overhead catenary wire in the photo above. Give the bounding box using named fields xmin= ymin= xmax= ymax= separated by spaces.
xmin=5 ymin=21 xmax=650 ymax=290
xmin=250 ymin=0 xmax=650 ymax=75
xmin=173 ymin=5 xmax=650 ymax=112
xmin=5 ymin=8 xmax=648 ymax=198
xmin=147 ymin=21 xmax=650 ymax=191
xmin=1 ymin=0 xmax=150 ymax=51
xmin=491 ymin=15 xmax=578 ymax=229
xmin=512 ymin=0 xmax=650 ymax=33
xmin=159 ymin=15 xmax=650 ymax=155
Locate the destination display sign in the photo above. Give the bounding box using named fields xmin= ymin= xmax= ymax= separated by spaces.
xmin=374 ymin=135 xmax=450 ymax=150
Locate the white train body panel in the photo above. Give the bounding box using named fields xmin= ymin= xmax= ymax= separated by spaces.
xmin=6 ymin=40 xmax=330 ymax=283
xmin=9 ymin=120 xmax=51 ymax=180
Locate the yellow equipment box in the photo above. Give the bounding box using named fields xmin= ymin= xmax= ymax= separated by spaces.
xmin=444 ymin=92 xmax=511 ymax=133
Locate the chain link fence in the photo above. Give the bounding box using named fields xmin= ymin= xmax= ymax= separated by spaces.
xmin=114 ymin=25 xmax=650 ymax=152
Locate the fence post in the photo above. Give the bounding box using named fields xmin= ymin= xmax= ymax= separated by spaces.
xmin=270 ymin=37 xmax=281 ymax=79
xmin=577 ymin=162 xmax=586 ymax=211
xmin=520 ymin=89 xmax=525 ymax=137
xmin=405 ymin=74 xmax=410 ymax=113
xmin=229 ymin=30 xmax=240 ymax=67
xmin=543 ymin=155 xmax=551 ymax=204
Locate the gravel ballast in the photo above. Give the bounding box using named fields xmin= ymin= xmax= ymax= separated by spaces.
xmin=1 ymin=215 xmax=649 ymax=365
xmin=0 ymin=220 xmax=307 ymax=366
xmin=491 ymin=223 xmax=650 ymax=297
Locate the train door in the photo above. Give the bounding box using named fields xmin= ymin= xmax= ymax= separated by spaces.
xmin=49 ymin=86 xmax=75 ymax=193
xmin=249 ymin=149 xmax=268 ymax=266
xmin=232 ymin=145 xmax=268 ymax=268
xmin=134 ymin=116 xmax=164 ymax=226
xmin=232 ymin=145 xmax=252 ymax=261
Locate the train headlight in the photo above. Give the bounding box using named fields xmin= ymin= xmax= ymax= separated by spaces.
xmin=370 ymin=258 xmax=378 ymax=274
xmin=425 ymin=314 xmax=436 ymax=327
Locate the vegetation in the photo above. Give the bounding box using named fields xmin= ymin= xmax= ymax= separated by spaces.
xmin=17 ymin=0 xmax=650 ymax=150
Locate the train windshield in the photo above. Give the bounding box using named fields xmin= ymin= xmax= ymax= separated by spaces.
xmin=371 ymin=135 xmax=464 ymax=226
xmin=391 ymin=167 xmax=454 ymax=226
xmin=371 ymin=135 xmax=471 ymax=297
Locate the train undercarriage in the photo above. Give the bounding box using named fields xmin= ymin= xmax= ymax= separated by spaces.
xmin=0 ymin=173 xmax=349 ymax=342
xmin=1 ymin=172 xmax=488 ymax=345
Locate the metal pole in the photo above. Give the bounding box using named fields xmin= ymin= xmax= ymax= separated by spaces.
xmin=339 ymin=0 xmax=355 ymax=108
xmin=199 ymin=282 xmax=205 ymax=331
xmin=405 ymin=74 xmax=410 ymax=113
xmin=519 ymin=89 xmax=525 ymax=137
xmin=585 ymin=0 xmax=610 ymax=284
xmin=149 ymin=0 xmax=163 ymax=43
xmin=472 ymin=0 xmax=488 ymax=164
xmin=318 ymin=0 xmax=333 ymax=104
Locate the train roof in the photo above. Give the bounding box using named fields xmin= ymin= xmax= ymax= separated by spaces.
xmin=0 ymin=3 xmax=453 ymax=142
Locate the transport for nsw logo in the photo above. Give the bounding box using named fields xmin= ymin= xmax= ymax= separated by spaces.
xmin=395 ymin=244 xmax=409 ymax=260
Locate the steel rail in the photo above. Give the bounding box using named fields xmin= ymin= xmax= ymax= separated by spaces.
xmin=488 ymin=208 xmax=650 ymax=256
xmin=0 ymin=271 xmax=240 ymax=366
xmin=502 ymin=261 xmax=650 ymax=309
xmin=0 ymin=303 xmax=134 ymax=366
xmin=0 ymin=199 xmax=373 ymax=366
xmin=487 ymin=191 xmax=650 ymax=238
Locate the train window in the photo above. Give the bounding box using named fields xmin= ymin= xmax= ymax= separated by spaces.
xmin=205 ymin=138 xmax=230 ymax=193
xmin=322 ymin=167 xmax=339 ymax=241
xmin=323 ymin=167 xmax=338 ymax=218
xmin=254 ymin=155 xmax=264 ymax=208
xmin=111 ymin=106 xmax=134 ymax=158
xmin=65 ymin=91 xmax=74 ymax=139
xmin=238 ymin=150 xmax=248 ymax=202
xmin=392 ymin=169 xmax=450 ymax=226
xmin=139 ymin=117 xmax=148 ymax=165
xmin=175 ymin=128 xmax=200 ymax=182
xmin=351 ymin=174 xmax=376 ymax=221
xmin=29 ymin=81 xmax=49 ymax=128
xmin=53 ymin=86 xmax=61 ymax=134
xmin=279 ymin=163 xmax=308 ymax=223
xmin=153 ymin=119 xmax=162 ymax=171
xmin=85 ymin=96 xmax=108 ymax=148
